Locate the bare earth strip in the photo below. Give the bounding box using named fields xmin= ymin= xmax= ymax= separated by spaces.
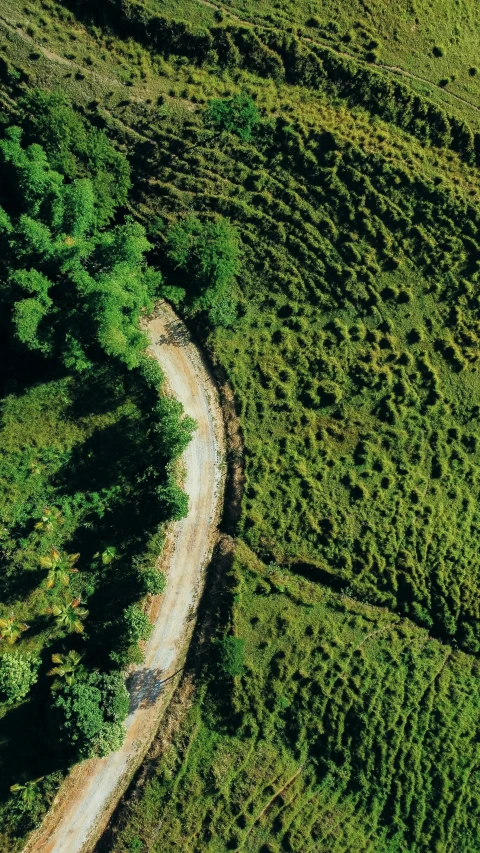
xmin=22 ymin=302 xmax=226 ymax=853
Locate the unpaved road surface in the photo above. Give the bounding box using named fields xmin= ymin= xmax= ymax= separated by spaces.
xmin=23 ymin=303 xmax=225 ymax=853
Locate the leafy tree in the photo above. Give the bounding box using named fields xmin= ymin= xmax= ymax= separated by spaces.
xmin=153 ymin=396 xmax=196 ymax=459
xmin=164 ymin=214 xmax=240 ymax=326
xmin=204 ymin=92 xmax=260 ymax=142
xmin=6 ymin=771 xmax=62 ymax=834
xmin=47 ymin=596 xmax=88 ymax=635
xmin=9 ymin=778 xmax=44 ymax=809
xmin=52 ymin=670 xmax=129 ymax=759
xmin=0 ymin=653 xmax=40 ymax=703
xmin=138 ymin=567 xmax=166 ymax=596
xmin=0 ymin=127 xmax=159 ymax=371
xmin=47 ymin=650 xmax=86 ymax=691
xmin=0 ymin=613 xmax=29 ymax=645
xmin=157 ymin=476 xmax=190 ymax=521
xmin=17 ymin=89 xmax=131 ymax=226
xmin=101 ymin=546 xmax=117 ymax=566
xmin=34 ymin=506 xmax=64 ymax=534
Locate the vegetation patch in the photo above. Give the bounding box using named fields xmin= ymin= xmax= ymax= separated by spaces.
xmin=108 ymin=546 xmax=480 ymax=853
xmin=0 ymin=1 xmax=480 ymax=851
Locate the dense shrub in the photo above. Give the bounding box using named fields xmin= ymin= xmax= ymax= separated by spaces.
xmin=17 ymin=90 xmax=131 ymax=226
xmin=204 ymin=92 xmax=260 ymax=142
xmin=52 ymin=670 xmax=129 ymax=759
xmin=138 ymin=567 xmax=166 ymax=596
xmin=218 ymin=635 xmax=245 ymax=677
xmin=0 ymin=654 xmax=40 ymax=704
xmin=163 ymin=214 xmax=241 ymax=327
xmin=121 ymin=604 xmax=153 ymax=645
xmin=0 ymin=126 xmax=158 ymax=370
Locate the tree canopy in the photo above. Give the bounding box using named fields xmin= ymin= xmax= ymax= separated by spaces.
xmin=52 ymin=670 xmax=129 ymax=759
xmin=163 ymin=214 xmax=240 ymax=327
xmin=204 ymin=92 xmax=260 ymax=142
xmin=17 ymin=89 xmax=131 ymax=227
xmin=0 ymin=126 xmax=159 ymax=371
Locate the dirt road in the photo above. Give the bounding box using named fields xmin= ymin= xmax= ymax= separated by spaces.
xmin=23 ymin=303 xmax=225 ymax=853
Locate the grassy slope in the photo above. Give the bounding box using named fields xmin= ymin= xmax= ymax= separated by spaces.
xmin=2 ymin=2 xmax=480 ymax=852
xmin=109 ymin=544 xmax=480 ymax=853
xmin=216 ymin=0 xmax=480 ymax=109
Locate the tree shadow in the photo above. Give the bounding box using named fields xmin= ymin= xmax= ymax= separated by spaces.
xmin=0 ymin=569 xmax=45 ymax=607
xmin=0 ymin=682 xmax=63 ymax=797
xmin=54 ymin=417 xmax=148 ymax=495
xmin=126 ymin=666 xmax=179 ymax=713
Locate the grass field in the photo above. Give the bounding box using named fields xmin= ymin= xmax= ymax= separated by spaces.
xmin=1 ymin=0 xmax=480 ymax=850
xmin=213 ymin=0 xmax=480 ymax=107
xmin=107 ymin=544 xmax=480 ymax=853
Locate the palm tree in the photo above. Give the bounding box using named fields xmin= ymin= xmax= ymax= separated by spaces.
xmin=101 ymin=546 xmax=117 ymax=565
xmin=47 ymin=650 xmax=86 ymax=690
xmin=34 ymin=506 xmax=64 ymax=534
xmin=40 ymin=547 xmax=80 ymax=589
xmin=10 ymin=777 xmax=44 ymax=807
xmin=0 ymin=613 xmax=29 ymax=645
xmin=47 ymin=597 xmax=88 ymax=634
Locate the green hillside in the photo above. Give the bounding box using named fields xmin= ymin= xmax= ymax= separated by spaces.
xmin=0 ymin=0 xmax=479 ymax=850
xmin=109 ymin=543 xmax=480 ymax=853
xmin=219 ymin=0 xmax=480 ymax=103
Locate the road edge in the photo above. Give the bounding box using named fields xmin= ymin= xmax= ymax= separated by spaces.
xmin=21 ymin=303 xmax=227 ymax=853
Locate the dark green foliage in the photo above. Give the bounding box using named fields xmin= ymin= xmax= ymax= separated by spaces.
xmin=120 ymin=604 xmax=153 ymax=645
xmin=0 ymin=655 xmax=40 ymax=705
xmin=204 ymin=92 xmax=260 ymax=141
xmin=164 ymin=214 xmax=240 ymax=327
xmin=153 ymin=397 xmax=196 ymax=459
xmin=0 ymin=95 xmax=195 ymax=848
xmin=3 ymin=772 xmax=63 ymax=838
xmin=17 ymin=90 xmax=131 ymax=226
xmin=52 ymin=670 xmax=129 ymax=759
xmin=138 ymin=567 xmax=166 ymax=596
xmin=0 ymin=127 xmax=158 ymax=370
xmin=157 ymin=477 xmax=190 ymax=521
xmin=218 ymin=635 xmax=245 ymax=676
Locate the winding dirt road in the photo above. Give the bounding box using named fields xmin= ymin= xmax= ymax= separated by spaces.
xmin=23 ymin=303 xmax=225 ymax=853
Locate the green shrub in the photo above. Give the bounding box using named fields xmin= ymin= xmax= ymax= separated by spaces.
xmin=52 ymin=671 xmax=128 ymax=759
xmin=204 ymin=92 xmax=260 ymax=142
xmin=157 ymin=477 xmax=190 ymax=521
xmin=0 ymin=654 xmax=40 ymax=704
xmin=164 ymin=214 xmax=241 ymax=327
xmin=139 ymin=567 xmax=166 ymax=596
xmin=122 ymin=604 xmax=153 ymax=645
xmin=218 ymin=635 xmax=245 ymax=676
xmin=0 ymin=127 xmax=158 ymax=371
